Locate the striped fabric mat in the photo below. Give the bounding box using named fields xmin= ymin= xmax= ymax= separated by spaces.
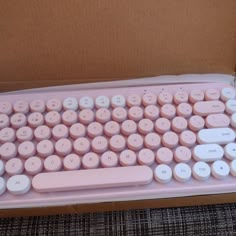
xmin=0 ymin=204 xmax=236 ymax=235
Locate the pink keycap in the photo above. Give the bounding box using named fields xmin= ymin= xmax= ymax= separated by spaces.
xmin=5 ymin=158 xmax=24 ymax=176
xmin=69 ymin=123 xmax=86 ymax=139
xmin=109 ymin=135 xmax=126 ymax=152
xmin=44 ymin=155 xmax=62 ymax=172
xmin=62 ymin=110 xmax=78 ymax=126
xmin=10 ymin=113 xmax=27 ymax=128
xmin=138 ymin=119 xmax=154 ymax=135
xmin=82 ymin=152 xmax=100 ymax=169
xmin=95 ymin=108 xmax=111 ymax=123
xmin=112 ymin=107 xmax=127 ymax=123
xmin=193 ymin=101 xmax=225 ymax=116
xmin=78 ymin=109 xmax=94 ymax=125
xmin=30 ymin=99 xmax=46 ymax=113
xmin=37 ymin=140 xmax=54 ymax=157
xmin=34 ymin=125 xmax=51 ymax=141
xmin=52 ymin=124 xmax=69 ymax=140
xmin=205 ymin=89 xmax=220 ymax=101
xmin=127 ymin=133 xmax=143 ymax=151
xmin=158 ymin=92 xmax=173 ymax=105
xmin=87 ymin=122 xmax=103 ymax=138
xmin=73 ymin=137 xmax=90 ymax=155
xmin=160 ymin=104 xmax=176 ymax=119
xmin=13 ymin=100 xmax=29 ymax=114
xmin=138 ymin=149 xmax=155 ymax=166
xmin=155 ymin=118 xmax=171 ymax=134
xmin=104 ymin=121 xmax=120 ymax=137
xmin=189 ymin=90 xmax=204 ymax=103
xmin=177 ymin=103 xmax=192 ymax=118
xmin=46 ymin=98 xmax=62 ymax=112
xmin=172 ymin=117 xmax=188 ymax=133
xmin=0 ymin=127 xmax=16 ymax=143
xmin=45 ymin=111 xmax=61 ymax=127
xmin=121 ymin=120 xmax=137 ymax=136
xmin=18 ymin=141 xmax=36 ymax=158
xmin=142 ymin=93 xmax=157 ymax=106
xmin=162 ymin=131 xmax=179 ymax=148
xmin=63 ymin=154 xmax=81 ymax=170
xmin=127 ymin=94 xmax=142 ymax=107
xmin=156 ymin=147 xmax=173 ymax=164
xmin=91 ymin=136 xmax=108 ymax=153
xmin=0 ymin=114 xmax=10 ymax=129
xmin=28 ymin=112 xmax=44 ymax=128
xmin=206 ymin=114 xmax=230 ymax=128
xmin=0 ymin=101 xmax=12 ymax=115
xmin=174 ymin=91 xmax=188 ymax=104
xmin=101 ymin=151 xmax=118 ymax=168
xmin=179 ymin=130 xmax=196 ymax=147
xmin=144 ymin=133 xmax=161 ymax=149
xmin=25 ymin=156 xmax=43 ymax=175
xmin=188 ymin=115 xmax=205 ymax=131
xmin=16 ymin=126 xmax=33 ymax=142
xmin=0 ymin=142 xmax=17 ymax=160
xmin=55 ymin=138 xmax=72 ymax=156
xmin=119 ymin=150 xmax=137 ymax=166
xmin=144 ymin=105 xmax=159 ymax=120
xmin=174 ymin=146 xmax=192 ymax=163
xmin=128 ymin=106 xmax=143 ymax=121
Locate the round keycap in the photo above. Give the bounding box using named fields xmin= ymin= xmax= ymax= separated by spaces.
xmin=95 ymin=108 xmax=111 ymax=123
xmin=63 ymin=97 xmax=78 ymax=111
xmin=174 ymin=146 xmax=191 ymax=163
xmin=0 ymin=177 xmax=6 ymax=195
xmin=230 ymin=160 xmax=236 ymax=176
xmin=189 ymin=90 xmax=204 ymax=103
xmin=177 ymin=103 xmax=192 ymax=118
xmin=5 ymin=158 xmax=24 ymax=176
xmin=162 ymin=131 xmax=179 ymax=149
xmin=63 ymin=154 xmax=81 ymax=170
xmin=44 ymin=155 xmax=62 ymax=172
xmin=87 ymin=122 xmax=103 ymax=138
xmin=188 ymin=115 xmax=205 ymax=131
xmin=205 ymin=89 xmax=220 ymax=101
xmin=52 ymin=124 xmax=69 ymax=140
xmin=138 ymin=149 xmax=155 ymax=166
xmin=73 ymin=137 xmax=90 ymax=155
xmin=18 ymin=141 xmax=36 ymax=158
xmin=119 ymin=150 xmax=137 ymax=166
xmin=0 ymin=142 xmax=17 ymax=160
xmin=205 ymin=114 xmax=230 ymax=128
xmin=156 ymin=147 xmax=173 ymax=164
xmin=111 ymin=95 xmax=126 ymax=108
xmin=30 ymin=99 xmax=46 ymax=113
xmin=0 ymin=127 xmax=16 ymax=143
xmin=225 ymin=143 xmax=236 ymax=160
xmin=78 ymin=109 xmax=94 ymax=125
xmin=55 ymin=138 xmax=72 ymax=156
xmin=24 ymin=156 xmax=43 ymax=175
xmin=138 ymin=119 xmax=154 ymax=135
xmin=155 ymin=118 xmax=171 ymax=134
xmin=46 ymin=98 xmax=62 ymax=112
xmin=173 ymin=163 xmax=191 ymax=182
xmin=160 ymin=104 xmax=176 ymax=119
xmin=82 ymin=152 xmax=99 ymax=169
xmin=127 ymin=94 xmax=141 ymax=107
xmin=28 ymin=112 xmax=44 ymax=128
xmin=91 ymin=136 xmax=108 ymax=153
xmin=192 ymin=162 xmax=211 ymax=181
xmin=62 ymin=110 xmax=78 ymax=126
xmin=7 ymin=175 xmax=31 ymax=195
xmin=13 ymin=100 xmax=29 ymax=114
xmin=45 ymin=111 xmax=61 ymax=127
xmin=221 ymin=87 xmax=236 ymax=102
xmin=104 ymin=121 xmax=120 ymax=137
xmin=0 ymin=101 xmax=12 ymax=115
xmin=174 ymin=91 xmax=188 ymax=104
xmin=101 ymin=151 xmax=118 ymax=168
xmin=16 ymin=126 xmax=33 ymax=142
xmin=79 ymin=96 xmax=94 ymax=109
xmin=121 ymin=120 xmax=137 ymax=136
xmin=231 ymin=113 xmax=236 ymax=128
xmin=142 ymin=93 xmax=157 ymax=106
xmin=179 ymin=130 xmax=196 ymax=147
xmin=128 ymin=106 xmax=143 ymax=121
xmin=144 ymin=133 xmax=161 ymax=150
xmin=109 ymin=135 xmax=126 ymax=152
xmin=95 ymin=96 xmax=110 ymax=109
xmin=37 ymin=140 xmax=54 ymax=157
xmin=144 ymin=105 xmax=159 ymax=120
xmin=10 ymin=113 xmax=27 ymax=128
xmin=226 ymin=100 xmax=236 ymax=114
xmin=158 ymin=92 xmax=173 ymax=105
xmin=211 ymin=160 xmax=229 ymax=179
xmin=127 ymin=134 xmax=143 ymax=151
xmin=69 ymin=123 xmax=86 ymax=139
xmin=112 ymin=107 xmax=127 ymax=122
xmin=0 ymin=114 xmax=10 ymax=129
xmin=154 ymin=164 xmax=172 ymax=183
xmin=34 ymin=125 xmax=51 ymax=141
xmin=0 ymin=160 xmax=5 ymax=176
xmin=172 ymin=117 xmax=187 ymax=133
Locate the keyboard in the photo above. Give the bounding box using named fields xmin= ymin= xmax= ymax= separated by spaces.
xmin=1 ymin=75 xmax=236 ymax=211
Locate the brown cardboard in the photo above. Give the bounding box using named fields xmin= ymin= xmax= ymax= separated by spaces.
xmin=0 ymin=0 xmax=235 ymax=92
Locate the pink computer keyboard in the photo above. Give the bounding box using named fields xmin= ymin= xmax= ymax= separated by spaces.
xmin=0 ymin=74 xmax=236 ymax=209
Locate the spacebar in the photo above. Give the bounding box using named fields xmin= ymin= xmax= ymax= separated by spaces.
xmin=32 ymin=166 xmax=153 ymax=193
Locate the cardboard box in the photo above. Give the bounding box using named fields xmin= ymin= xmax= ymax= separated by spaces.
xmin=0 ymin=0 xmax=235 ymax=217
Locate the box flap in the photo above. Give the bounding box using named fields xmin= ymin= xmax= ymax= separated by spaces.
xmin=0 ymin=0 xmax=235 ymax=91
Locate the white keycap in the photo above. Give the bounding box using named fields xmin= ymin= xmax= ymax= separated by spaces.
xmin=224 ymin=143 xmax=236 ymax=160
xmin=192 ymin=162 xmax=211 ymax=181
xmin=7 ymin=175 xmax=31 ymax=195
xmin=111 ymin=95 xmax=126 ymax=108
xmin=0 ymin=160 xmax=4 ymax=176
xmin=0 ymin=177 xmax=6 ymax=195
xmin=211 ymin=160 xmax=230 ymax=179
xmin=63 ymin=97 xmax=78 ymax=110
xmin=79 ymin=96 xmax=94 ymax=109
xmin=226 ymin=100 xmax=236 ymax=114
xmin=197 ymin=128 xmax=235 ymax=145
xmin=173 ymin=163 xmax=191 ymax=182
xmin=230 ymin=160 xmax=236 ymax=176
xmin=221 ymin=87 xmax=236 ymax=101
xmin=193 ymin=144 xmax=224 ymax=162
xmin=154 ymin=164 xmax=172 ymax=183
xmin=231 ymin=113 xmax=236 ymax=128
xmin=95 ymin=96 xmax=110 ymax=108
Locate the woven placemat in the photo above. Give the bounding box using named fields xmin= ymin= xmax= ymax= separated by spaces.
xmin=0 ymin=204 xmax=236 ymax=236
